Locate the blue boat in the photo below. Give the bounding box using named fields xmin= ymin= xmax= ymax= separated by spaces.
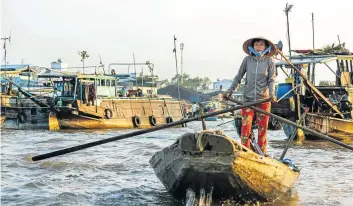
xmin=205 ymin=116 xmax=218 ymax=121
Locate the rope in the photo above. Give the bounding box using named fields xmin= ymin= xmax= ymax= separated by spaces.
xmin=196 ymin=130 xmax=242 ymax=152
xmin=281 ymin=158 xmax=294 ymax=170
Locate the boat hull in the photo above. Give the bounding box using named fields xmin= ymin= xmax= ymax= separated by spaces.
xmin=305 ymin=113 xmax=353 ymax=142
xmin=57 ymin=113 xmax=183 ymax=129
xmin=150 ymin=132 xmax=299 ymax=202
xmin=57 ymin=98 xmax=184 ymax=129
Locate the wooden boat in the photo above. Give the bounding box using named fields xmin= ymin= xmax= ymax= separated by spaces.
xmin=1 ymin=62 xmax=185 ymax=130
xmin=0 ymin=114 xmax=5 ymax=124
xmin=149 ymin=130 xmax=299 ymax=203
xmin=204 ymin=116 xmax=218 ymax=121
xmin=274 ymin=55 xmax=353 ymax=142
xmin=0 ymin=65 xmax=52 ymax=129
xmin=36 ymin=64 xmax=184 ymax=130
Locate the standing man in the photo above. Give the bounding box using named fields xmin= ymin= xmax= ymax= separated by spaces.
xmin=191 ymin=102 xmax=199 ymax=117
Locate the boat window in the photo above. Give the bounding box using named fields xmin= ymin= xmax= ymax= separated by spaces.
xmin=61 ymin=78 xmax=75 ymax=96
xmin=101 ymin=79 xmax=105 ymax=86
xmin=106 ymin=80 xmax=110 ymax=87
xmin=31 ymin=107 xmax=37 ymax=115
xmin=111 ymin=79 xmax=116 ymax=86
xmin=96 ymin=79 xmax=100 ymax=86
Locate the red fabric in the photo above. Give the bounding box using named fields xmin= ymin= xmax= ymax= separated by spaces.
xmin=240 ymin=102 xmax=271 ymax=154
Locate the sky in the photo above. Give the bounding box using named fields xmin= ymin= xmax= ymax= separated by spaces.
xmin=1 ymin=0 xmax=352 ymax=82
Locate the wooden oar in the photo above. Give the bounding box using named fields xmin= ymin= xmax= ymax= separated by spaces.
xmin=280 ymin=108 xmax=309 ymax=160
xmin=225 ymin=97 xmax=353 ymax=151
xmin=217 ymin=119 xmax=234 ymax=126
xmin=32 ymin=99 xmax=270 ymax=161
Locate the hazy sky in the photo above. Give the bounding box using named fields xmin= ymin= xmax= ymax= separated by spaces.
xmin=1 ymin=0 xmax=352 ymax=82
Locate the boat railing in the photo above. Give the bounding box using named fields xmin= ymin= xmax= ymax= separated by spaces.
xmin=96 ymin=96 xmax=180 ymax=101
xmin=108 ymin=62 xmax=154 ymax=75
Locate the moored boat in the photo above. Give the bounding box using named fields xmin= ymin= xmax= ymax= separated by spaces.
xmin=274 ymin=55 xmax=353 ymax=142
xmin=149 ymin=130 xmax=299 ymax=203
xmin=204 ymin=116 xmax=218 ymax=121
xmin=37 ymin=62 xmax=185 ymax=130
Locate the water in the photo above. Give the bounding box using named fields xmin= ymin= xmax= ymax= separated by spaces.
xmin=1 ymin=121 xmax=353 ymax=206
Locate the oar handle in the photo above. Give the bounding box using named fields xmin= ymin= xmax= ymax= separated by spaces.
xmin=226 ymin=97 xmax=353 ymax=152
xmin=32 ymin=99 xmax=270 ymax=161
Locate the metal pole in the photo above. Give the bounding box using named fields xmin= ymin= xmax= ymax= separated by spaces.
xmin=284 ymin=3 xmax=293 ymax=56
xmin=141 ymin=67 xmax=144 ymax=96
xmin=133 ymin=52 xmax=137 ymax=87
xmin=3 ymin=40 xmax=7 ymax=70
xmin=180 ymin=43 xmax=184 ymax=85
xmin=1 ymin=36 xmax=11 ymax=70
xmin=337 ymin=35 xmax=341 ymax=46
xmin=312 ymin=13 xmax=315 ymax=50
xmin=2 ymin=36 xmax=11 ymax=94
xmin=173 ymin=35 xmax=181 ymax=100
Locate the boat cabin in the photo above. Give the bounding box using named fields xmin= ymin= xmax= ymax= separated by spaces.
xmin=274 ymin=55 xmax=353 ymax=120
xmin=37 ymin=73 xmax=122 ymax=107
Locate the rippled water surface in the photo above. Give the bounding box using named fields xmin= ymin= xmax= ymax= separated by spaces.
xmin=1 ymin=121 xmax=353 ymax=206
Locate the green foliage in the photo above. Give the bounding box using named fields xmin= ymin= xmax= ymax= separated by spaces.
xmin=166 ymin=73 xmax=212 ymax=90
xmin=78 ymin=51 xmax=90 ymax=71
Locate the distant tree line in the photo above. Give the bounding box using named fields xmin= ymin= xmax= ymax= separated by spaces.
xmin=160 ymin=73 xmax=212 ymax=91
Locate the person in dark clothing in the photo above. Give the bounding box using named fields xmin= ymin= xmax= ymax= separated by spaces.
xmin=88 ymin=84 xmax=96 ymax=106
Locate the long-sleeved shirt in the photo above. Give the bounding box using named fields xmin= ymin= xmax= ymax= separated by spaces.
xmin=191 ymin=104 xmax=199 ymax=112
xmin=228 ymin=55 xmax=276 ymax=103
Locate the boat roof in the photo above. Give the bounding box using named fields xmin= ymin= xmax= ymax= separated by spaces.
xmin=38 ymin=71 xmax=118 ymax=80
xmin=276 ymin=55 xmax=337 ymax=66
xmin=0 ymin=64 xmax=31 ymax=71
xmin=38 ymin=72 xmax=77 ymax=78
xmin=336 ymin=55 xmax=353 ymax=60
xmin=0 ymin=66 xmax=38 ymax=76
xmin=77 ymin=74 xmax=117 ymax=80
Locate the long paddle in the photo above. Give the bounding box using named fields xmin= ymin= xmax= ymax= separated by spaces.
xmin=217 ymin=119 xmax=235 ymax=126
xmin=225 ymin=97 xmax=353 ymax=151
xmin=280 ymin=107 xmax=309 ymax=160
xmin=32 ymin=99 xmax=270 ymax=161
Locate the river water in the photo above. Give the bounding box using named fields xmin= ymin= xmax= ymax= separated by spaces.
xmin=1 ymin=121 xmax=353 ymax=206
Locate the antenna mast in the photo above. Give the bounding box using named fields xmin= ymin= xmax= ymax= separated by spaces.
xmin=1 ymin=33 xmax=11 ymax=70
xmin=312 ymin=13 xmax=315 ymax=50
xmin=284 ymin=3 xmax=293 ymax=56
xmin=173 ymin=35 xmax=181 ymax=100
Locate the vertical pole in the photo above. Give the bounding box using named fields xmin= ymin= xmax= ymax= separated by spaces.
xmin=284 ymin=3 xmax=293 ymax=56
xmin=201 ymin=118 xmax=207 ymax=130
xmin=180 ymin=43 xmax=184 ymax=85
xmin=337 ymin=35 xmax=341 ymax=46
xmin=141 ymin=67 xmax=144 ymax=96
xmin=28 ymin=65 xmax=30 ymax=92
xmin=173 ymin=35 xmax=181 ymax=100
xmin=312 ymin=13 xmax=315 ymax=50
xmin=95 ymin=78 xmax=98 ymax=112
xmin=133 ymin=52 xmax=137 ymax=87
xmin=4 ymin=40 xmax=7 ymax=70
